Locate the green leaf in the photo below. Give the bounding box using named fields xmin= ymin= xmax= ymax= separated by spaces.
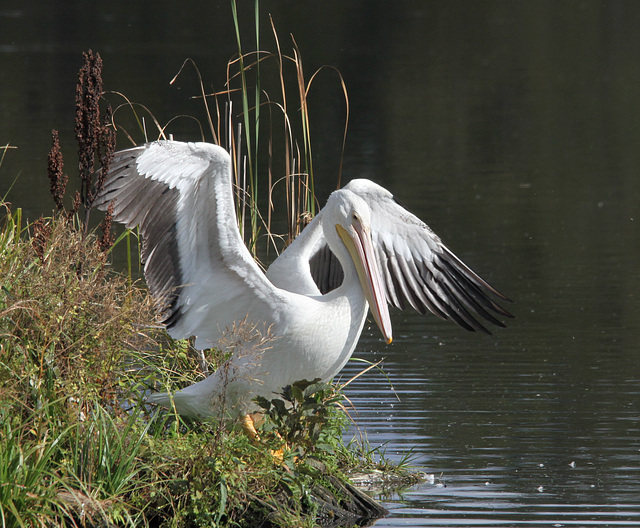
xmin=290 ymin=384 xmax=304 ymax=403
xmin=272 ymin=398 xmax=288 ymax=416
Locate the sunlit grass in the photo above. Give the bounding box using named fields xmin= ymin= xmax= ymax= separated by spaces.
xmin=0 ymin=204 xmax=413 ymax=526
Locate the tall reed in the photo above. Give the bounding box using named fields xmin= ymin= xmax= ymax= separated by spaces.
xmin=206 ymin=1 xmax=351 ymax=256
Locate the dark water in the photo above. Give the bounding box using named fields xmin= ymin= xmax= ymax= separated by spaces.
xmin=2 ymin=2 xmax=640 ymax=526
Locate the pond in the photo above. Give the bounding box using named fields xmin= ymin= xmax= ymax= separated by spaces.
xmin=2 ymin=2 xmax=640 ymax=526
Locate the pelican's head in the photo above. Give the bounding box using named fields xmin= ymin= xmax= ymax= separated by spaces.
xmin=324 ymin=190 xmax=393 ymax=344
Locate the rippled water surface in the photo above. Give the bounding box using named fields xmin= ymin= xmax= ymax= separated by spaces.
xmin=2 ymin=2 xmax=640 ymax=526
xmin=342 ymin=322 xmax=640 ymax=527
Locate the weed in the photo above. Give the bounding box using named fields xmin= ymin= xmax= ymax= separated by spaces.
xmin=256 ymin=379 xmax=346 ymax=462
xmin=47 ymin=49 xmax=115 ymax=243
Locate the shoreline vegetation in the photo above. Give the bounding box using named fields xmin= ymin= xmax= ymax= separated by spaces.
xmin=0 ymin=207 xmax=422 ymax=527
xmin=0 ymin=7 xmax=423 ymax=526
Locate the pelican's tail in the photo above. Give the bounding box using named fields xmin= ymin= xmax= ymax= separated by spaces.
xmin=145 ymin=377 xmax=218 ymax=420
xmin=145 ymin=390 xmax=171 ymax=408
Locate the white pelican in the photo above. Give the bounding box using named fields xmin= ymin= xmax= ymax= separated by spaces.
xmin=96 ymin=140 xmax=511 ymax=430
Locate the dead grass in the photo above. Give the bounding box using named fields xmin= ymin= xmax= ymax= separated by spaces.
xmin=0 ymin=207 xmax=161 ymax=422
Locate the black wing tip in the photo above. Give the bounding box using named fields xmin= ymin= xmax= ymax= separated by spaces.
xmin=437 ymin=248 xmax=515 ymax=323
xmin=490 ymin=290 xmax=515 ymax=305
xmin=161 ymin=293 xmax=183 ymax=330
xmin=458 ymin=296 xmax=514 ymax=332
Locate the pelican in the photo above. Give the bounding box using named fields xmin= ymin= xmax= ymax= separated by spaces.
xmin=95 ymin=140 xmax=511 ymax=431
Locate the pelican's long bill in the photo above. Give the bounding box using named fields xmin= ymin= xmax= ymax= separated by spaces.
xmin=336 ymin=221 xmax=393 ymax=344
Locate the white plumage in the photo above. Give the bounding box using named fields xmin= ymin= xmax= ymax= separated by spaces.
xmin=96 ymin=140 xmax=511 ymax=421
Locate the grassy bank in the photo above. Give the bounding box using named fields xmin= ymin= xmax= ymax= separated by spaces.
xmin=0 ymin=206 xmax=421 ymax=527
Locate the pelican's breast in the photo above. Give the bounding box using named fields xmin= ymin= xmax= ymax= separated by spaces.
xmin=265 ymin=290 xmax=367 ymax=386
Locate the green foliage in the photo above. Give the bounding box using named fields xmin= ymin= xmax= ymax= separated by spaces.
xmin=0 ymin=212 xmax=159 ymax=418
xmin=0 ymin=210 xmax=159 ymax=526
xmin=0 ymin=409 xmax=68 ymax=527
xmin=65 ymin=406 xmax=151 ymax=500
xmin=0 ymin=399 xmax=155 ymax=527
xmin=255 ymin=379 xmax=346 ymax=462
xmin=0 ymin=203 xmax=23 ymax=258
xmin=0 ymin=210 xmax=387 ymax=527
xmin=130 ymin=410 xmax=320 ymax=528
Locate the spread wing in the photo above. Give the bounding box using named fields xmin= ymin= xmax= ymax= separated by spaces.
xmin=268 ymin=178 xmax=512 ymax=334
xmin=95 ymin=140 xmax=289 ymax=349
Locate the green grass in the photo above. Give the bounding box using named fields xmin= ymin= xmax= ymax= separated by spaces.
xmin=0 ymin=407 xmax=68 ymax=526
xmin=0 ymin=207 xmax=411 ymax=527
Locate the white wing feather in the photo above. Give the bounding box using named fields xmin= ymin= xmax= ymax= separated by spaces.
xmin=96 ymin=141 xmax=289 ymax=349
xmin=268 ymin=178 xmax=512 ymax=333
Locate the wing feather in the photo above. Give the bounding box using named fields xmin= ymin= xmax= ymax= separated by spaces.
xmin=268 ymin=178 xmax=512 ymax=333
xmin=345 ymin=179 xmax=513 ymax=333
xmin=95 ymin=140 xmax=287 ymax=349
